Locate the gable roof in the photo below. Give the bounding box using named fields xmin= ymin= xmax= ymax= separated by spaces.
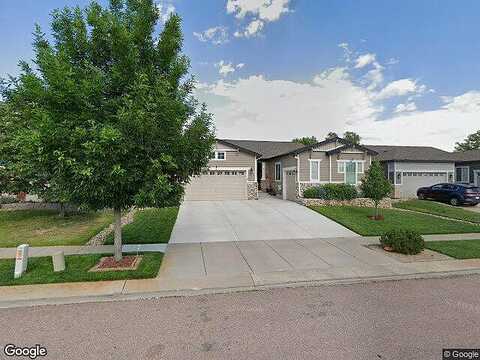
xmin=326 ymin=143 xmax=378 ymax=156
xmin=451 ymin=149 xmax=480 ymax=162
xmin=365 ymin=145 xmax=454 ymax=162
xmin=218 ymin=139 xmax=304 ymax=159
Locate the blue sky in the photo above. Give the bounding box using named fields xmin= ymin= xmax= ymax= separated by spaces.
xmin=1 ymin=0 xmax=480 ymax=149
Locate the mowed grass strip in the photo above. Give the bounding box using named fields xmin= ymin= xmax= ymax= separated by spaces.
xmin=0 ymin=252 xmax=163 ymax=286
xmin=394 ymin=200 xmax=480 ymax=224
xmin=105 ymin=207 xmax=179 ymax=245
xmin=425 ymin=240 xmax=480 ymax=259
xmin=0 ymin=210 xmax=113 ymax=248
xmin=310 ymin=206 xmax=480 ymax=236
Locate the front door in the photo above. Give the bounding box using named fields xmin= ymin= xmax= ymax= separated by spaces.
xmin=345 ymin=161 xmax=357 ymax=185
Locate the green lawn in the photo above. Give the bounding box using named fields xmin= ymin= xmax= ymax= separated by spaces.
xmin=311 ymin=206 xmax=480 ymax=236
xmin=394 ymin=200 xmax=480 ymax=224
xmin=0 ymin=210 xmax=113 ymax=248
xmin=426 ymin=240 xmax=480 ymax=259
xmin=0 ymin=253 xmax=162 ymax=286
xmin=105 ymin=207 xmax=179 ymax=245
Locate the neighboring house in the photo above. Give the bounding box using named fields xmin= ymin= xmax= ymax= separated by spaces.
xmin=183 ymin=137 xmax=480 ymax=202
xmin=365 ymin=145 xmax=456 ymax=198
xmin=452 ymin=150 xmax=480 ymax=187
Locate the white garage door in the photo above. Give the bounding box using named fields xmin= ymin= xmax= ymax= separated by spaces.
xmin=183 ymin=172 xmax=247 ymax=201
xmin=400 ymin=172 xmax=447 ymax=198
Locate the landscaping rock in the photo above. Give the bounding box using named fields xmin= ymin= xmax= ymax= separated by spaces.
xmin=299 ymin=197 xmax=398 ymax=208
xmin=86 ymin=208 xmax=137 ymax=246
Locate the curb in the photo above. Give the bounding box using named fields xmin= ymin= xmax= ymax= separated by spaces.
xmin=1 ymin=268 xmax=480 ymax=309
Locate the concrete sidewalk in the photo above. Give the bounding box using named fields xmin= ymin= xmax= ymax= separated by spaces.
xmin=0 ymin=244 xmax=167 ymax=259
xmin=3 ymin=236 xmax=480 ymax=308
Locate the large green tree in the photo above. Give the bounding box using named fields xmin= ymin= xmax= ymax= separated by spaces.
xmin=455 ymin=130 xmax=480 ymax=151
xmin=343 ymin=131 xmax=361 ymax=145
xmin=292 ymin=136 xmax=318 ymax=146
xmin=1 ymin=0 xmax=215 ymax=259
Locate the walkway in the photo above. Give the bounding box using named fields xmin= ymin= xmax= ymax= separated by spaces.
xmin=0 ymin=244 xmax=167 ymax=259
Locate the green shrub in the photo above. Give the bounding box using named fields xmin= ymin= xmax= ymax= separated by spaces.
xmin=322 ymin=183 xmax=358 ymax=200
xmin=380 ymin=229 xmax=425 ymax=255
xmin=0 ymin=195 xmax=18 ymax=205
xmin=303 ymin=184 xmax=358 ymax=200
xmin=303 ymin=187 xmax=319 ymax=198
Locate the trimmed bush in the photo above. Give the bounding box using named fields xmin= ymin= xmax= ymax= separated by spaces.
xmin=302 ymin=184 xmax=358 ymax=200
xmin=322 ymin=184 xmax=358 ymax=200
xmin=303 ymin=187 xmax=319 ymax=198
xmin=380 ymin=229 xmax=425 ymax=255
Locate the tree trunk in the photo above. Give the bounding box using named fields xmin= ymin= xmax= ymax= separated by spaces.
xmin=59 ymin=203 xmax=66 ymax=218
xmin=113 ymin=208 xmax=122 ymax=261
xmin=375 ymin=202 xmax=379 ymax=219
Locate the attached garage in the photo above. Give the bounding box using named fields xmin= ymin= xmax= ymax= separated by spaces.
xmin=387 ymin=161 xmax=456 ymax=199
xmin=183 ymin=171 xmax=247 ymax=201
xmin=398 ymin=171 xmax=449 ymax=198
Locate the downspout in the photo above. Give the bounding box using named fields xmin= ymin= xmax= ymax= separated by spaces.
xmin=329 ymin=155 xmax=332 ymax=183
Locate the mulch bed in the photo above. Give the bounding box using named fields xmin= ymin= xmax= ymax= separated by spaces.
xmin=366 ymin=244 xmax=451 ymax=263
xmin=89 ymin=255 xmax=143 ymax=272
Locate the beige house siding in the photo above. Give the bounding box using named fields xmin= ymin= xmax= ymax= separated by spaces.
xmin=299 ymin=149 xmax=372 ymax=184
xmin=261 ymin=154 xmax=296 ymax=192
xmin=208 ymin=141 xmax=257 ymax=181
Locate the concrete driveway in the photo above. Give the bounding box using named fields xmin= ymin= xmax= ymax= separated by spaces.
xmin=170 ymin=196 xmax=358 ymax=243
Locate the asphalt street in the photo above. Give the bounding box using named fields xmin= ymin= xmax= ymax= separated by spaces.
xmin=1 ymin=276 xmax=480 ymax=360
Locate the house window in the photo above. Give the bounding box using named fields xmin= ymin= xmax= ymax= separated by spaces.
xmin=211 ymin=151 xmax=226 ymax=160
xmin=395 ymin=171 xmax=402 ymax=185
xmin=337 ymin=162 xmax=345 ymax=174
xmin=357 ymin=161 xmax=364 ymax=173
xmin=310 ymin=160 xmax=321 ymax=182
xmin=275 ymin=162 xmax=282 ymax=181
xmin=456 ymin=167 xmax=470 ymax=183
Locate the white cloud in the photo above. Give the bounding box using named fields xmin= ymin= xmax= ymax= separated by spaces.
xmin=156 ymin=1 xmax=175 ymax=23
xmin=197 ymin=43 xmax=479 ymax=151
xmin=215 ymin=60 xmax=245 ymax=76
xmin=227 ymin=0 xmax=290 ymax=38
xmin=354 ymin=53 xmax=376 ymax=69
xmin=394 ymin=102 xmax=417 ymax=113
xmin=442 ymin=91 xmax=480 ymax=113
xmin=386 ymin=58 xmax=400 ymax=65
xmin=234 ymin=19 xmax=265 ymax=38
xmin=195 ymin=70 xmax=382 ymax=140
xmin=227 ymin=0 xmax=291 ymax=21
xmin=358 ymin=93 xmax=480 ymax=150
xmin=375 ymin=79 xmax=425 ymax=100
xmin=193 ymin=26 xmax=229 ymax=45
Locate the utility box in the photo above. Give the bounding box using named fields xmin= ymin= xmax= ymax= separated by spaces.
xmin=52 ymin=251 xmax=66 ymax=272
xmin=14 ymin=244 xmax=29 ymax=279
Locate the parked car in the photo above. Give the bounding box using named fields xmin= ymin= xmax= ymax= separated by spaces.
xmin=417 ymin=183 xmax=480 ymax=206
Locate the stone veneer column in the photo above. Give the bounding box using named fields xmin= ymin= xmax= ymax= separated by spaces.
xmin=247 ymin=181 xmax=259 ymax=200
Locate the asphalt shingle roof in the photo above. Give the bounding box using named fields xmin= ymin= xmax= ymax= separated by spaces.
xmin=219 ymin=138 xmax=479 ymax=163
xmin=365 ymin=145 xmax=454 ymax=162
xmin=219 ymin=139 xmax=305 ymax=159
xmin=451 ymin=150 xmax=480 ymax=162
